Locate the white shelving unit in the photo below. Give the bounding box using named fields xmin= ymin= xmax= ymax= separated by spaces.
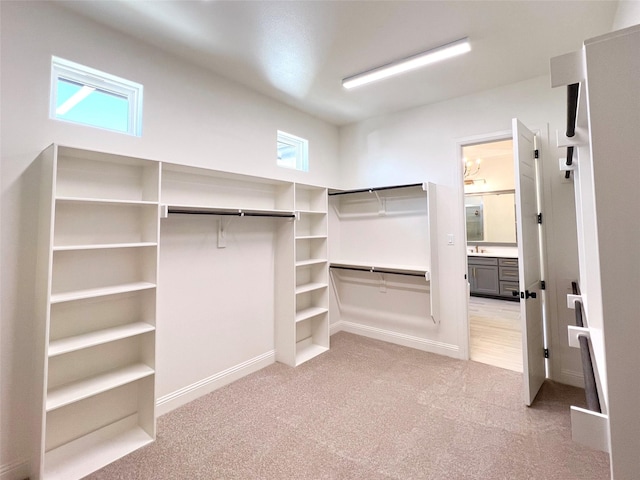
xmin=550 ymin=25 xmax=640 ymax=476
xmin=34 ymin=145 xmax=160 ymax=480
xmin=33 ymin=147 xmax=331 ymax=478
xmin=328 ymin=182 xmax=439 ymax=326
xmin=159 ymin=162 xmax=329 ymax=367
xmin=276 ymin=184 xmax=329 ymax=366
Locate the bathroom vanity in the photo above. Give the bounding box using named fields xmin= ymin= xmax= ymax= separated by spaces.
xmin=468 ymin=253 xmax=519 ymax=301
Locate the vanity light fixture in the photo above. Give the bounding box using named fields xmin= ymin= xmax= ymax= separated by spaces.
xmin=342 ymin=37 xmax=470 ymax=89
xmin=464 ymin=157 xmax=482 ymax=178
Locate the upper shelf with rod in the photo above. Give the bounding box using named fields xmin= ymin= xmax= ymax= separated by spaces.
xmin=330 ymin=261 xmax=430 ymax=281
xmin=161 ymin=204 xmax=296 ymax=218
xmin=329 ymin=183 xmax=428 ymax=217
xmin=328 ymin=182 xmax=426 ymax=196
xmin=160 ymin=162 xmax=295 ymax=214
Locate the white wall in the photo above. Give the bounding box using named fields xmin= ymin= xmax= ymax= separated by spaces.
xmin=338 ymin=75 xmax=584 ymax=383
xmin=613 ymin=1 xmax=640 ymax=30
xmin=0 ymin=2 xmax=339 ymax=477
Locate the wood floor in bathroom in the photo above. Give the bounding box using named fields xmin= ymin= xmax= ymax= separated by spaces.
xmin=469 ymin=296 xmax=523 ymax=372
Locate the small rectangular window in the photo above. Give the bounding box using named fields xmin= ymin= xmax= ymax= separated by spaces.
xmin=277 ymin=131 xmax=308 ymax=172
xmin=50 ymin=56 xmax=143 ymax=136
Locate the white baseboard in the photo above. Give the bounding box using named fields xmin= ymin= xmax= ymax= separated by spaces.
xmin=156 ymin=350 xmax=275 ymax=416
xmin=330 ymin=320 xmax=344 ymax=336
xmin=0 ymin=458 xmax=29 ymax=480
xmin=337 ymin=321 xmax=460 ymax=358
xmin=559 ymin=368 xmax=585 ymax=389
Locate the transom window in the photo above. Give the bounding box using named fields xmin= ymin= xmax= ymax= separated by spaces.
xmin=277 ymin=131 xmax=308 ymax=172
xmin=50 ymin=56 xmax=143 ymax=136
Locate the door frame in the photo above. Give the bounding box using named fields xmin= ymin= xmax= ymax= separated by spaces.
xmin=455 ymin=129 xmax=513 ymax=361
xmin=456 ymin=125 xmax=552 ymax=403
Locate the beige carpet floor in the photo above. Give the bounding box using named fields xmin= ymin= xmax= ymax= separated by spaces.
xmin=84 ymin=332 xmax=609 ymax=479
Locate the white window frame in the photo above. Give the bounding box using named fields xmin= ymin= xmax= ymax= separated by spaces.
xmin=50 ymin=56 xmax=143 ymax=136
xmin=277 ymin=130 xmax=309 ymax=172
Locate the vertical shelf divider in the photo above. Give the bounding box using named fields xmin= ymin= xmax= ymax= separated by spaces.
xmin=277 ymin=183 xmax=330 ymax=366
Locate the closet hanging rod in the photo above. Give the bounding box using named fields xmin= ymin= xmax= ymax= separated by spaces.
xmin=571 ymin=281 xmax=580 ymax=296
xmin=564 ymin=145 xmax=574 ymax=179
xmin=570 ymin=281 xmax=601 ymax=413
xmin=166 ymin=207 xmax=295 ymax=218
xmin=566 ymin=83 xmax=579 ymax=138
xmin=574 ymin=300 xmax=601 ymax=413
xmin=328 ymin=183 xmax=424 ymax=196
xmin=330 ymin=263 xmax=428 ymax=279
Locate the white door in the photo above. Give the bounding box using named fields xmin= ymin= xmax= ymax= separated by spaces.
xmin=512 ymin=118 xmax=545 ymax=406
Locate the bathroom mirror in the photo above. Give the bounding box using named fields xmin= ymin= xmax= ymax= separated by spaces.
xmin=465 ymin=190 xmax=516 ymax=244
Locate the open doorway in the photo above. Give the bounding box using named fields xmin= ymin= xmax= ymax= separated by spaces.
xmin=463 ymin=138 xmax=523 ymax=372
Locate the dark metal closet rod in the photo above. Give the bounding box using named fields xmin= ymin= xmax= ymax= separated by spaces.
xmin=566 ymin=83 xmax=579 ymax=138
xmin=330 ymin=264 xmax=426 ymax=278
xmin=571 ymin=281 xmax=601 ymax=413
xmin=167 ymin=208 xmax=295 ymax=218
xmin=328 ymin=183 xmax=424 ymax=196
xmin=575 ymin=300 xmax=602 ymax=413
xmin=565 ymin=145 xmax=574 ymax=179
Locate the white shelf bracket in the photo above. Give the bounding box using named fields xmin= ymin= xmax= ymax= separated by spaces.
xmin=559 ymin=157 xmax=577 ymax=173
xmin=218 ymin=217 xmax=233 ymax=248
xmin=160 ymin=204 xmax=169 ymax=219
xmin=371 ymin=190 xmax=386 ymax=215
xmin=568 ymin=325 xmax=590 ymax=348
xmin=556 ymin=129 xmax=587 ymax=148
xmin=378 ymin=272 xmax=386 ymax=293
xmin=567 ymin=293 xmax=582 ymax=309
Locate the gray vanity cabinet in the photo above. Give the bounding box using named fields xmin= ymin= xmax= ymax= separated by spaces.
xmin=468 ymin=256 xmax=519 ymax=300
xmin=468 ymin=256 xmax=499 ymax=296
xmin=498 ymin=258 xmax=519 ymax=298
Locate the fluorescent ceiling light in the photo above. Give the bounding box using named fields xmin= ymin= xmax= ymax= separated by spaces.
xmin=342 ymin=38 xmax=470 ymax=89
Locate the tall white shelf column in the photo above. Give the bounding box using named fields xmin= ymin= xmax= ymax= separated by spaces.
xmin=276 ymin=184 xmax=330 ymax=366
xmin=34 ymin=145 xmax=160 ymax=480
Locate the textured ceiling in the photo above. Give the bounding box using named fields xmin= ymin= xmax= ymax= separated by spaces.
xmin=55 ymin=1 xmax=618 ymax=126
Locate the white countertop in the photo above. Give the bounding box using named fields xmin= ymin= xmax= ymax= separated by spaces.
xmin=467 ymin=246 xmax=518 ymax=258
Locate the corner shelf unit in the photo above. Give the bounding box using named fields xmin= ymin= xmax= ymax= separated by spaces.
xmin=276 ymin=184 xmax=330 ymax=366
xmin=33 ymin=146 xmax=331 ymax=478
xmin=328 ymin=182 xmax=439 ymax=323
xmin=34 ymin=145 xmax=160 ymax=480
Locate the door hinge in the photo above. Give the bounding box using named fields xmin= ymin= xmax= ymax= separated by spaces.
xmin=537 ymin=213 xmax=543 ymax=224
xmin=544 ymin=348 xmax=550 ymax=359
xmin=540 ymin=280 xmax=546 ymax=290
xmin=534 ymin=149 xmax=539 ymax=159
